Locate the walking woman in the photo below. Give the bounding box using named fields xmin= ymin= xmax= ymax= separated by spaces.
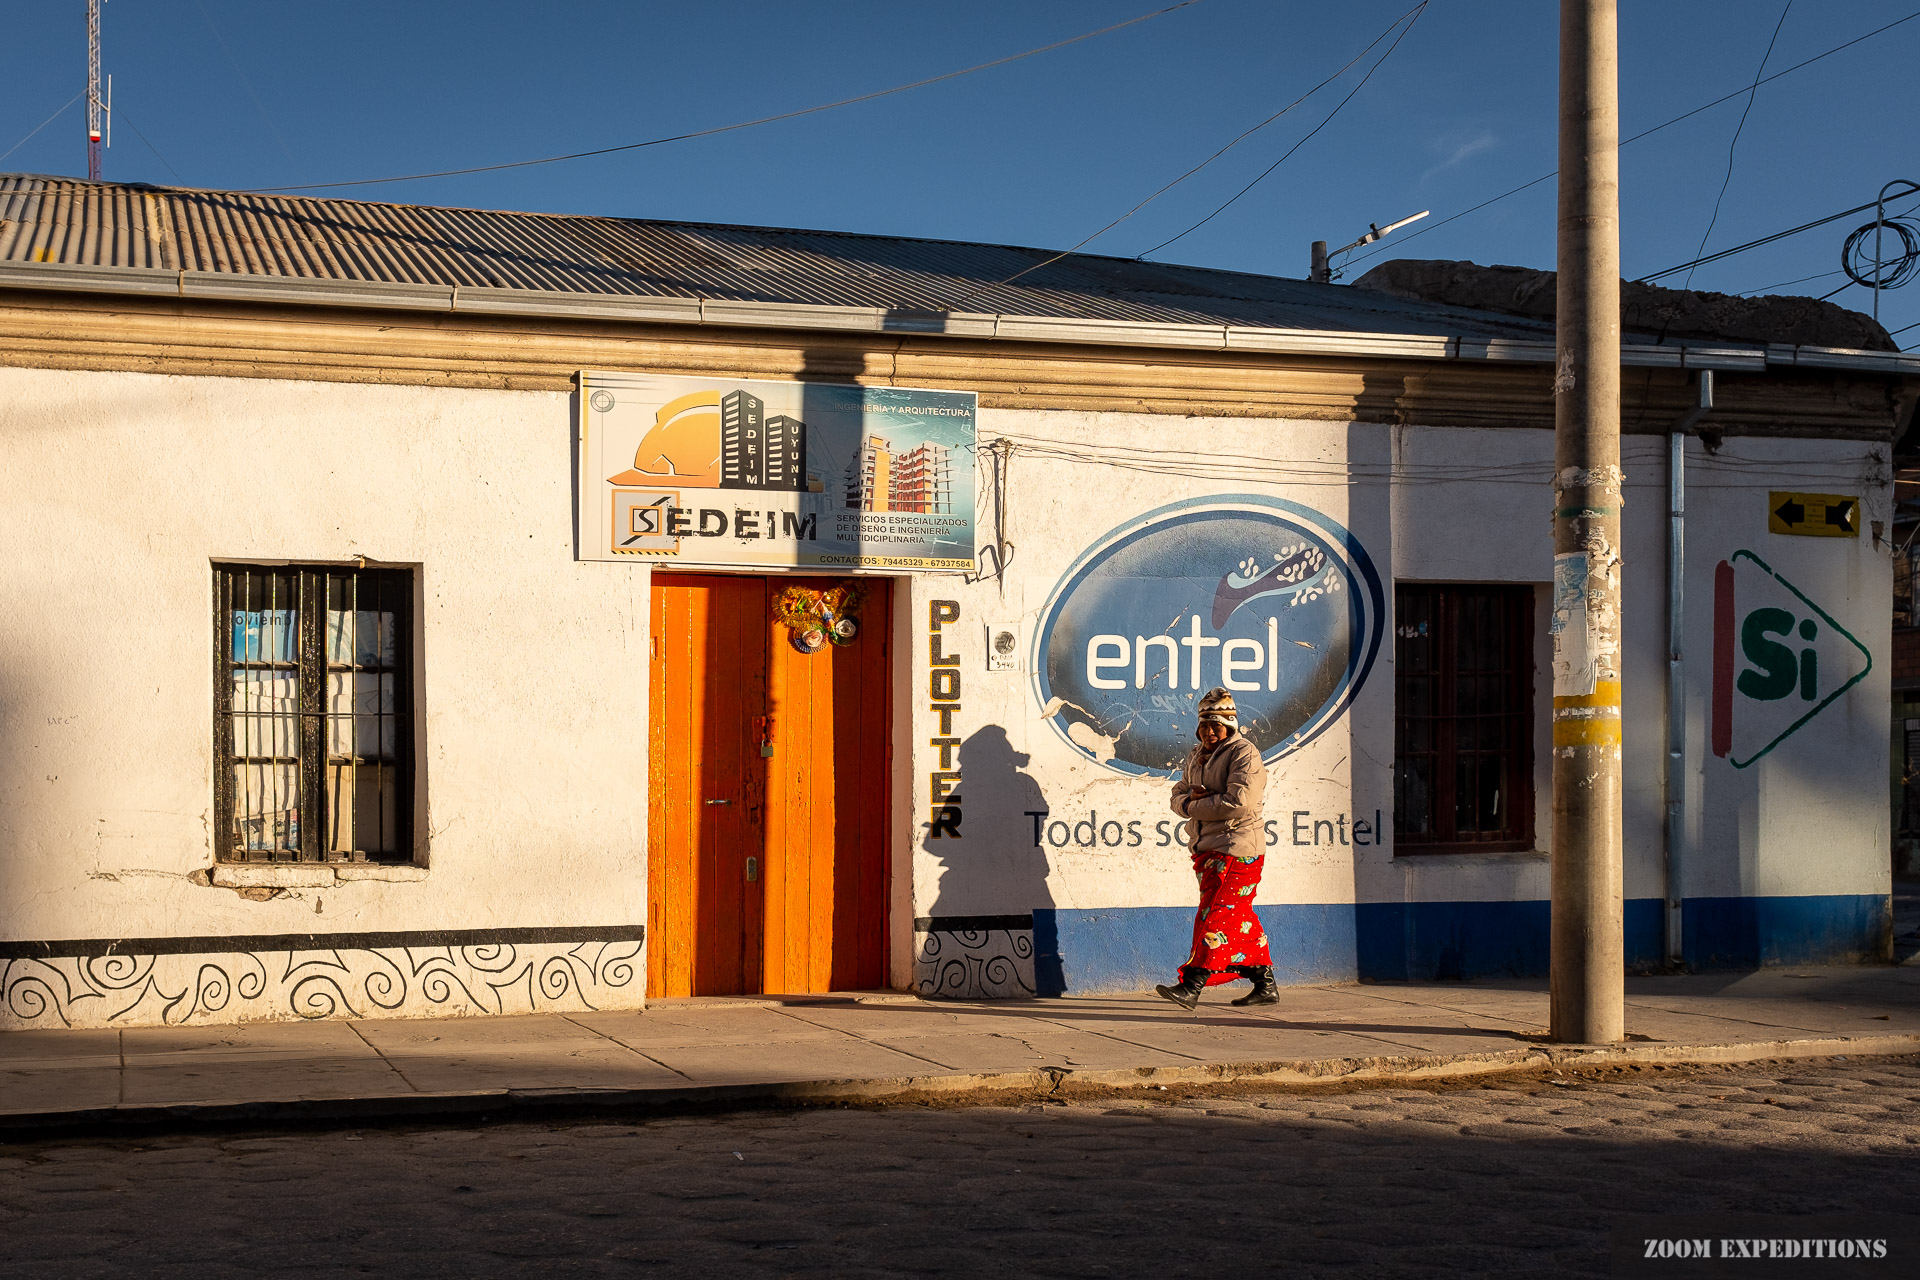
xmin=1155 ymin=688 xmax=1277 ymax=1009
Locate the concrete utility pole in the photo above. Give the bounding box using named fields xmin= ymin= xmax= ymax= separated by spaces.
xmin=1550 ymin=0 xmax=1625 ymax=1045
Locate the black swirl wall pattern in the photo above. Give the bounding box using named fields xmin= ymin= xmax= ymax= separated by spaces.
xmin=0 ymin=927 xmax=644 ymax=1030
xmin=912 ymin=915 xmax=1035 ymax=999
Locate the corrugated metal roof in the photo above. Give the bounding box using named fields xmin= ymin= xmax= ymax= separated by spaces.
xmin=0 ymin=173 xmax=1560 ymax=341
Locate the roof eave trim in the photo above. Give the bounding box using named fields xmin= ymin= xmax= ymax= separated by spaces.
xmin=0 ymin=259 xmax=1912 ymax=375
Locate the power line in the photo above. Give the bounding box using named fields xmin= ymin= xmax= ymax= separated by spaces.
xmin=1341 ymin=7 xmax=1920 ymax=272
xmin=1644 ymin=208 xmax=1867 ymax=282
xmin=1725 ymin=198 xmax=1919 ymax=294
xmin=113 ymin=104 xmax=183 ymax=184
xmin=193 ymin=0 xmax=296 ymax=167
xmin=1741 ymin=268 xmax=1842 ymax=296
xmin=1683 ymin=1 xmax=1792 ymax=291
xmin=948 ymin=1 xmax=1428 ymax=305
xmin=987 ymin=429 xmax=1874 ymax=490
xmin=1639 ymin=188 xmax=1919 ymax=284
xmin=0 ymin=93 xmax=82 ymax=167
xmin=246 ymin=1 xmax=1210 ymax=196
xmin=1136 ymin=2 xmax=1429 ymax=259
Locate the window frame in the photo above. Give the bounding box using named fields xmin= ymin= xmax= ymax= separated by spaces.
xmin=212 ymin=563 xmax=415 ymax=865
xmin=1393 ymin=581 xmax=1536 ymax=854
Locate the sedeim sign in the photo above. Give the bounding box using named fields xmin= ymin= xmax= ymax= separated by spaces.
xmin=577 ymin=371 xmax=977 ymax=571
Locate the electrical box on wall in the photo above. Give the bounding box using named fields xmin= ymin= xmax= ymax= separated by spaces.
xmin=985 ymin=622 xmax=1021 ymax=672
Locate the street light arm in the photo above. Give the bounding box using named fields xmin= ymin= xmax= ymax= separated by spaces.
xmin=1330 ymin=210 xmax=1430 ymax=260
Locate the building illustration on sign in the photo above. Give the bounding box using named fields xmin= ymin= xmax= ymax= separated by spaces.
xmin=845 ymin=436 xmax=954 ymax=513
xmin=721 ymin=392 xmax=809 ymax=492
xmin=1712 ymin=549 xmax=1873 ymax=768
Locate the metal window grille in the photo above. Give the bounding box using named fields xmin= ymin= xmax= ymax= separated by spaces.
xmin=1902 ymin=721 xmax=1920 ymax=837
xmin=1896 ymin=545 xmax=1918 ymax=631
xmin=1394 ymin=583 xmax=1535 ymax=851
xmin=214 ymin=565 xmax=413 ymax=864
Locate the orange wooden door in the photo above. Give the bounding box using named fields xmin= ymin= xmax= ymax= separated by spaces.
xmin=647 ymin=573 xmax=891 ymax=998
xmin=647 ymin=574 xmax=767 ymax=998
xmin=762 ymin=577 xmax=893 ymax=994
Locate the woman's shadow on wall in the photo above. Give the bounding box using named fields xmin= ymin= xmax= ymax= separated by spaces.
xmin=920 ymin=724 xmax=1054 ymax=938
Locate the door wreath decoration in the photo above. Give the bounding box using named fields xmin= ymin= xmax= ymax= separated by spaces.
xmin=774 ymin=582 xmax=867 ymax=654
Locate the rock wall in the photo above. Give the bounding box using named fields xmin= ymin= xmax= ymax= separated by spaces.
xmin=1352 ymin=258 xmax=1896 ymax=351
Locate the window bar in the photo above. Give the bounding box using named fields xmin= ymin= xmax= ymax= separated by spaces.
xmin=278 ymin=568 xmax=291 ymax=859
xmin=1439 ymin=588 xmax=1454 ymax=842
xmin=255 ymin=567 xmax=267 ymax=860
xmin=235 ymin=567 xmax=247 ymax=859
xmin=336 ymin=572 xmax=343 ymax=858
xmin=360 ymin=571 xmax=372 ymax=862
xmin=252 ymin=567 xmax=263 ymax=858
xmin=280 ymin=571 xmax=293 ymax=859
xmin=237 ymin=567 xmax=248 ymax=860
xmin=394 ymin=574 xmax=410 ymax=866
xmin=373 ymin=572 xmax=386 ymax=861
xmin=253 ymin=567 xmax=267 ymax=860
xmin=341 ymin=570 xmax=350 ymax=858
xmin=297 ymin=569 xmax=318 ymax=862
xmin=332 ymin=570 xmax=344 ymax=860
xmin=251 ymin=567 xmax=263 ymax=859
xmin=216 ymin=569 xmax=232 ymax=859
xmin=250 ymin=573 xmax=258 ymax=859
xmin=390 ymin=572 xmax=405 ymax=864
xmin=284 ymin=568 xmax=300 ymax=858
xmin=369 ymin=571 xmax=380 ymax=862
xmin=356 ymin=570 xmax=368 ymax=862
xmin=255 ymin=568 xmax=267 ymax=860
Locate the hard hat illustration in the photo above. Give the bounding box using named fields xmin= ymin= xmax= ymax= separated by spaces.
xmin=607 ymin=391 xmax=723 ymax=487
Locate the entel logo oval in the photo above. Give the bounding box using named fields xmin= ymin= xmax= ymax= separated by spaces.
xmin=1034 ymin=496 xmax=1385 ymax=776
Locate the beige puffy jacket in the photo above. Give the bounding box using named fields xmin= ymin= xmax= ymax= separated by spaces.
xmin=1169 ymin=731 xmax=1268 ymax=861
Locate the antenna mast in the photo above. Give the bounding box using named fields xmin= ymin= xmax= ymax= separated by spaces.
xmin=87 ymin=0 xmax=107 ymax=180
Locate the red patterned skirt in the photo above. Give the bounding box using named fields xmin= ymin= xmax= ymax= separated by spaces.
xmin=1183 ymin=851 xmax=1271 ymax=984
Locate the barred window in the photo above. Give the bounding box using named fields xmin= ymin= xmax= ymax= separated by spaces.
xmin=1896 ymin=544 xmax=1918 ymax=629
xmin=1394 ymin=583 xmax=1534 ymax=851
xmin=214 ymin=565 xmax=413 ymax=863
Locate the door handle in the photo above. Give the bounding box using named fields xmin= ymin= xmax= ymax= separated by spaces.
xmin=704 ymin=798 xmax=731 ymax=806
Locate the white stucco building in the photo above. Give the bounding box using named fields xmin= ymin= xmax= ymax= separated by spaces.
xmin=2 ymin=175 xmax=1912 ymax=1030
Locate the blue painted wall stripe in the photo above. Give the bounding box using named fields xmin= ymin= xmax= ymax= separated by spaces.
xmin=1682 ymin=895 xmax=1892 ymax=968
xmin=1031 ymin=895 xmax=1887 ymax=995
xmin=1034 ymin=904 xmax=1356 ymax=997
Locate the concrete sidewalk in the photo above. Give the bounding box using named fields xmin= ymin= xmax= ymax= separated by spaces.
xmin=4 ymin=966 xmax=1918 ymax=1134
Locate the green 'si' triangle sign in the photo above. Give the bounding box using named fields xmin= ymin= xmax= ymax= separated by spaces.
xmin=1712 ymin=549 xmax=1872 ymax=769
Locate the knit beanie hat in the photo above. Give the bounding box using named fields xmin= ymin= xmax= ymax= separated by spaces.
xmin=1196 ymin=687 xmax=1239 ymax=728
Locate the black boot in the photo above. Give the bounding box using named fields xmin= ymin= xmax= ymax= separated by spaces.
xmin=1154 ymin=967 xmax=1209 ymax=1010
xmin=1229 ymin=965 xmax=1279 ymax=1007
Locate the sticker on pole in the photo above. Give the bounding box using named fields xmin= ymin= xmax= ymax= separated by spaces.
xmin=1711 ymin=549 xmax=1872 ymax=768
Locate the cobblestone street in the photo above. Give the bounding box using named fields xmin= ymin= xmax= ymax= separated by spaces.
xmin=0 ymin=1055 xmax=1915 ymax=1278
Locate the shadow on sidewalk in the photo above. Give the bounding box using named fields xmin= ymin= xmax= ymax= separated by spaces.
xmin=785 ymin=997 xmax=1542 ymax=1040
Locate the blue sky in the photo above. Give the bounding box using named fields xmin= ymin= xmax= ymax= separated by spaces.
xmin=4 ymin=1 xmax=1915 ymax=342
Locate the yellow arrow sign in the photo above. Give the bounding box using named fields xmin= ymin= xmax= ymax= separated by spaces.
xmin=1768 ymin=492 xmax=1859 ymax=538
